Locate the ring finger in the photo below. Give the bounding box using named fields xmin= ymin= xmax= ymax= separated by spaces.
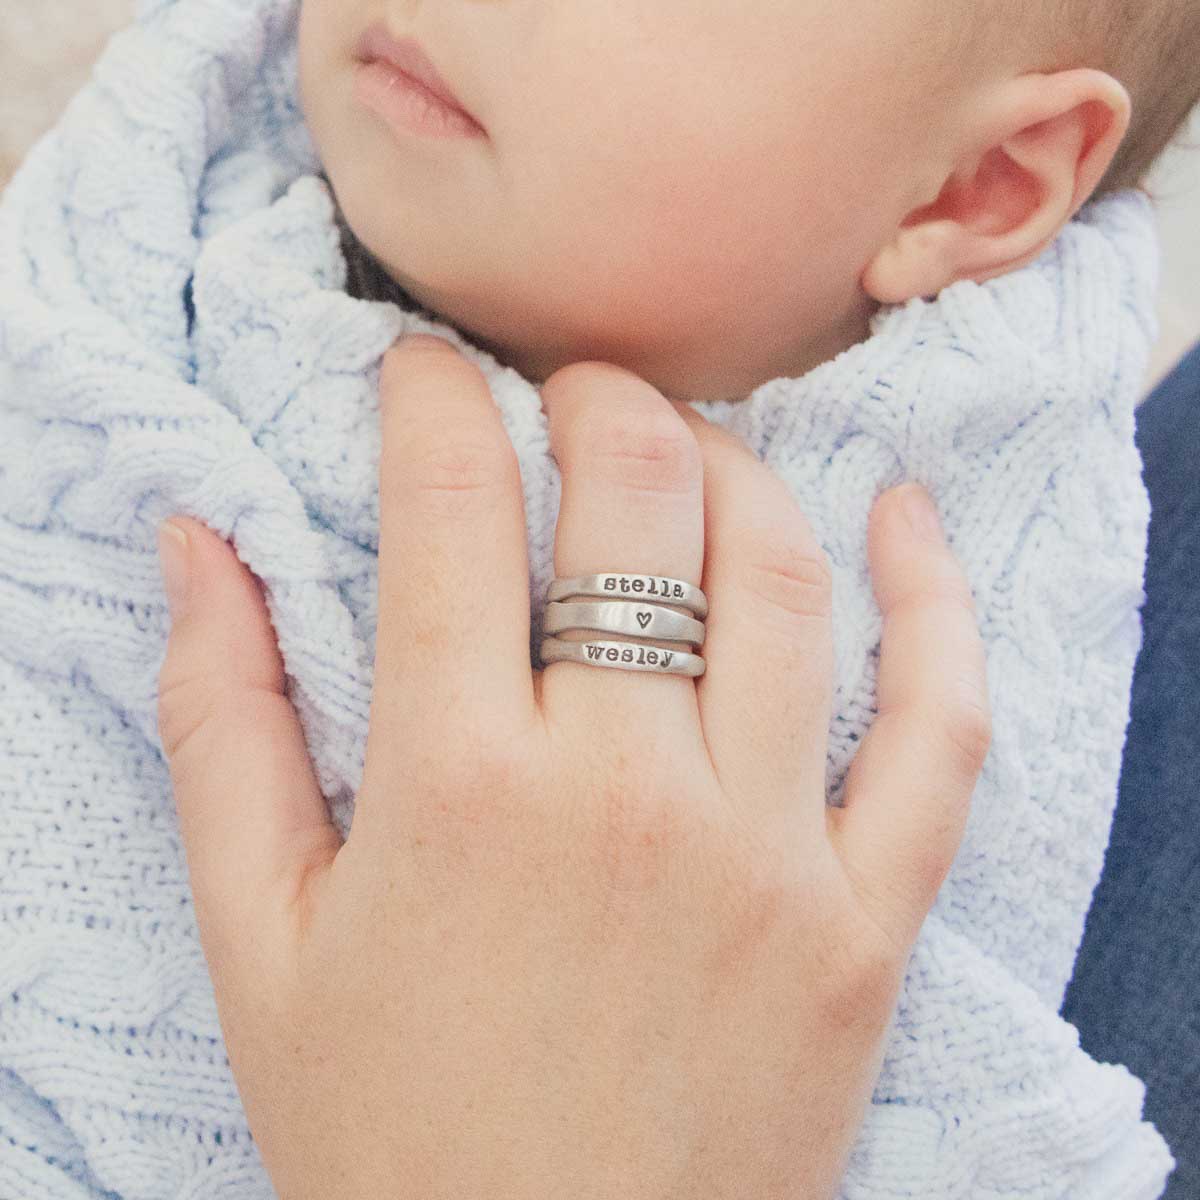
xmin=671 ymin=402 xmax=833 ymax=849
xmin=537 ymin=362 xmax=706 ymax=752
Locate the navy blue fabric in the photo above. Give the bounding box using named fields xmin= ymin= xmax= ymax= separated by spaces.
xmin=1061 ymin=340 xmax=1200 ymax=1199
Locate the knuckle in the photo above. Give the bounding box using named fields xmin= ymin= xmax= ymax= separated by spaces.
xmin=701 ymin=834 xmax=797 ymax=993
xmin=587 ymin=776 xmax=700 ymax=897
xmin=743 ymin=536 xmax=833 ymax=626
xmin=939 ymin=682 xmax=994 ymax=775
xmin=156 ymin=671 xmax=215 ymax=764
xmin=405 ymin=732 xmax=534 ymax=849
xmin=800 ymin=920 xmax=903 ymax=1038
xmin=907 ymin=828 xmax=960 ymax=910
xmin=833 ymin=858 xmax=917 ymax=976
xmin=579 ymin=407 xmax=702 ymax=497
xmin=436 ymin=729 xmax=532 ymax=809
xmin=902 ymin=573 xmax=979 ymax=623
xmin=405 ymin=428 xmax=519 ymax=517
xmin=468 ymin=733 xmax=534 ymax=804
xmin=849 ymin=916 xmax=906 ymax=988
xmin=835 ymin=921 xmax=906 ymax=1014
xmin=942 ymin=575 xmax=980 ymax=620
xmin=816 ymin=899 xmax=908 ymax=1024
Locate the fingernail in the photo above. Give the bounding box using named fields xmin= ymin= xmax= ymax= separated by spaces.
xmin=398 ymin=332 xmax=454 ymax=352
xmin=157 ymin=519 xmax=192 ymax=622
xmin=899 ymin=484 xmax=944 ymax=543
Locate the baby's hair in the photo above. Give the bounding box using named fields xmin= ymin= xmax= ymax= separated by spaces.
xmin=1069 ymin=0 xmax=1200 ymax=196
xmin=959 ymin=0 xmax=1200 ymax=199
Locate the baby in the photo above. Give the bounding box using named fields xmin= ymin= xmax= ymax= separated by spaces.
xmin=0 ymin=0 xmax=1196 ymax=1196
xmin=298 ymin=0 xmax=1192 ymax=402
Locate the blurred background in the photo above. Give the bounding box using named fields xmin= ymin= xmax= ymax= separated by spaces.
xmin=1 ymin=0 xmax=1197 ymax=394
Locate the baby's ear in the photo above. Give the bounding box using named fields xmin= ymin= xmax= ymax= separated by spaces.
xmin=861 ymin=68 xmax=1131 ymax=304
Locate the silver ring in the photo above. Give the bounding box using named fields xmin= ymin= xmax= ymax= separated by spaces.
xmin=542 ymin=600 xmax=705 ymax=648
xmin=546 ymin=573 xmax=708 ymax=620
xmin=539 ymin=636 xmax=705 ymax=677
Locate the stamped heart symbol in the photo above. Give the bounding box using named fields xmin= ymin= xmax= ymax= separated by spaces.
xmin=636 ymin=611 xmax=652 ymax=629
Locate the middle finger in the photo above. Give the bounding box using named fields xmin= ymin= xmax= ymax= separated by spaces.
xmin=538 ymin=362 xmax=706 ymax=751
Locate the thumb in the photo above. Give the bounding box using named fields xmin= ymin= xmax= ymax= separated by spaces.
xmin=155 ymin=516 xmax=342 ymax=967
xmin=828 ymin=484 xmax=992 ymax=951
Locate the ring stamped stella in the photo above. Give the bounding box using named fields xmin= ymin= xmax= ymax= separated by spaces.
xmin=540 ymin=572 xmax=709 ymax=678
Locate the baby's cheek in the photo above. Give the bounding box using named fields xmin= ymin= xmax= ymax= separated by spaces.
xmin=606 ymin=177 xmax=793 ymax=336
xmin=295 ymin=3 xmax=338 ymax=149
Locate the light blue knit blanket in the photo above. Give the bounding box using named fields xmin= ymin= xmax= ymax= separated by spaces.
xmin=0 ymin=0 xmax=1178 ymax=1196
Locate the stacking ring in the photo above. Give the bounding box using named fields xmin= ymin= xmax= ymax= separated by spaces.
xmin=542 ymin=600 xmax=705 ymax=648
xmin=539 ymin=636 xmax=706 ymax=677
xmin=546 ymin=572 xmax=708 ymax=620
xmin=540 ymin=571 xmax=708 ymax=678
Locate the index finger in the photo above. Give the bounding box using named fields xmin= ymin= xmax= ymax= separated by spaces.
xmin=366 ymin=335 xmax=536 ymax=787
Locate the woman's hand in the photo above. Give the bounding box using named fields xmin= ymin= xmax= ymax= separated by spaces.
xmin=155 ymin=334 xmax=990 ymax=1200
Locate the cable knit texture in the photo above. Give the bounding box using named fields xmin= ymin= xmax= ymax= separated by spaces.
xmin=0 ymin=0 xmax=1178 ymax=1196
